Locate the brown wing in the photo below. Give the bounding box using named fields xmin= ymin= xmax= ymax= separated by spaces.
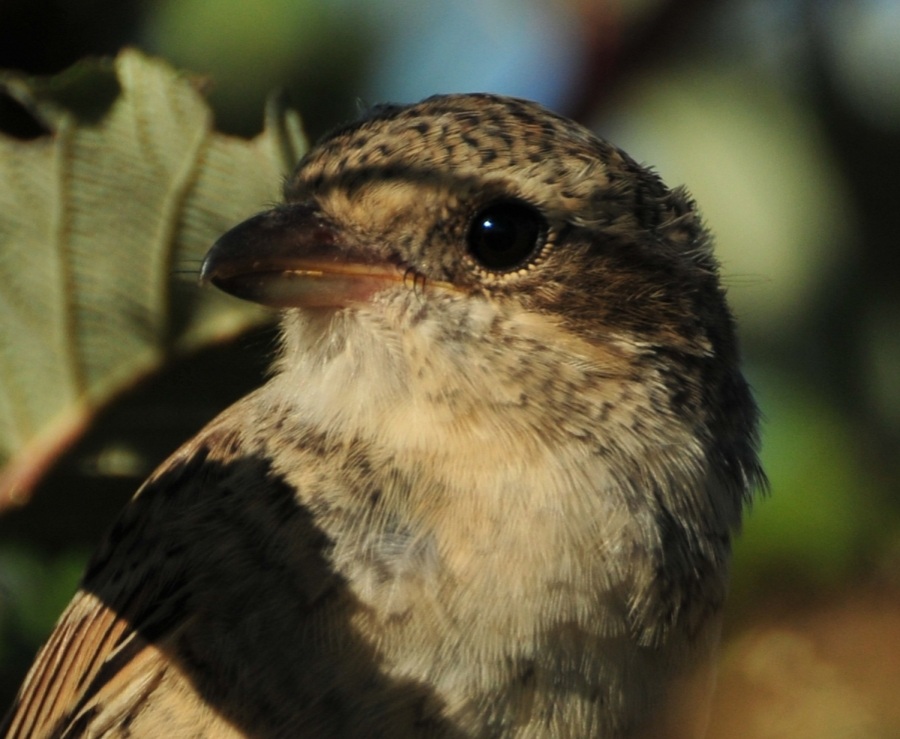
xmin=2 ymin=396 xmax=463 ymax=737
xmin=0 ymin=395 xmax=295 ymax=739
xmin=3 ymin=591 xmax=129 ymax=736
xmin=0 ymin=590 xmax=233 ymax=737
xmin=0 ymin=406 xmax=267 ymax=738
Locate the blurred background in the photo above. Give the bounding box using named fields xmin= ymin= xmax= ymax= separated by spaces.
xmin=1 ymin=0 xmax=898 ymax=735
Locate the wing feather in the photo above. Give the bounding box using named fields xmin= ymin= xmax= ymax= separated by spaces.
xmin=1 ymin=413 xmax=251 ymax=738
xmin=4 ymin=592 xmax=137 ymax=737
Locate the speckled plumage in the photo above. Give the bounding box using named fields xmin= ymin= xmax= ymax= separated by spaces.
xmin=2 ymin=94 xmax=763 ymax=738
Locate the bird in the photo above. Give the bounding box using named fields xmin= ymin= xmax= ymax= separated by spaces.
xmin=2 ymin=93 xmax=763 ymax=738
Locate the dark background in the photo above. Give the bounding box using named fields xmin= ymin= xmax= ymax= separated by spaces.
xmin=2 ymin=0 xmax=899 ymax=734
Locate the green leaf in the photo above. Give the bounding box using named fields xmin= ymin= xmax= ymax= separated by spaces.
xmin=0 ymin=49 xmax=306 ymax=510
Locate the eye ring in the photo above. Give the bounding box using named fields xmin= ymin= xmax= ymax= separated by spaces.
xmin=466 ymin=200 xmax=547 ymax=272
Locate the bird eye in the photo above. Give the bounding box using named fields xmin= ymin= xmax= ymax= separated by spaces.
xmin=466 ymin=200 xmax=547 ymax=272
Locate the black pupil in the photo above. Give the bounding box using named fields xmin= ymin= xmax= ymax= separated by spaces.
xmin=467 ymin=201 xmax=545 ymax=271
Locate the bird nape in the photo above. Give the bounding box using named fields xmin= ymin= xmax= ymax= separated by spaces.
xmin=2 ymin=93 xmax=764 ymax=738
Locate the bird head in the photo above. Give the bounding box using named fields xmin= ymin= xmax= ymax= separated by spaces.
xmin=203 ymin=94 xmax=718 ymax=346
xmin=201 ymin=93 xmax=762 ymax=530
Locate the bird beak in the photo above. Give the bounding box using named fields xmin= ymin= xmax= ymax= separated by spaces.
xmin=200 ymin=203 xmax=405 ymax=308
